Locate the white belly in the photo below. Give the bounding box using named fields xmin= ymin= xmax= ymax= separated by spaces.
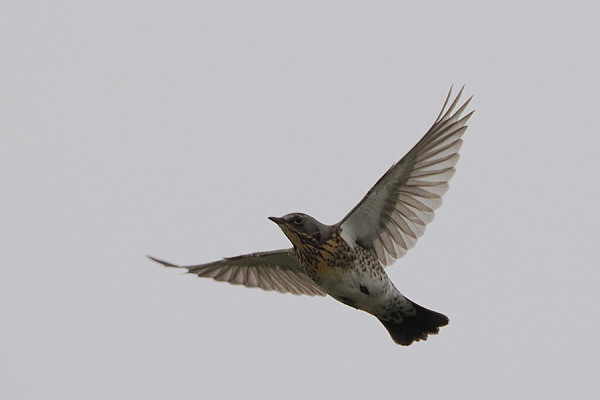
xmin=318 ymin=267 xmax=397 ymax=314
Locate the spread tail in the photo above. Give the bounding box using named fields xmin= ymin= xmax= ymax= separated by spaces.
xmin=378 ymin=301 xmax=449 ymax=346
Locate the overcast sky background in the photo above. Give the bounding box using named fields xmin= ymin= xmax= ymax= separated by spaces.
xmin=2 ymin=1 xmax=600 ymax=399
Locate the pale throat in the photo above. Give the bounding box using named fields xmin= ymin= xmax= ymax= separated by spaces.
xmin=280 ymin=226 xmax=304 ymax=248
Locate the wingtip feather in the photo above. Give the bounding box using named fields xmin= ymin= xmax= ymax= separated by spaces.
xmin=147 ymin=255 xmax=183 ymax=269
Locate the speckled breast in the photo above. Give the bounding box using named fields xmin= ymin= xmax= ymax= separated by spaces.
xmin=293 ymin=231 xmax=358 ymax=284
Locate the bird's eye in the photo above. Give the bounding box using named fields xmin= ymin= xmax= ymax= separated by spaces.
xmin=293 ymin=216 xmax=303 ymax=225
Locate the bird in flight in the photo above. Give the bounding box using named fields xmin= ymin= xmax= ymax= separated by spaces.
xmin=149 ymin=87 xmax=473 ymax=345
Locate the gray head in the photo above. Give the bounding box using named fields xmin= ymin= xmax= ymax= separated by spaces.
xmin=268 ymin=213 xmax=331 ymax=247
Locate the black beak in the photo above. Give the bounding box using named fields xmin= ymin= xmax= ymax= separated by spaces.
xmin=268 ymin=216 xmax=285 ymax=225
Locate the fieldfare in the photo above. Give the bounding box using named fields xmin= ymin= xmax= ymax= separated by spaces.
xmin=149 ymin=87 xmax=473 ymax=345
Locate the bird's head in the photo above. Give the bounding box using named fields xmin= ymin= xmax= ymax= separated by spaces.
xmin=269 ymin=213 xmax=330 ymax=248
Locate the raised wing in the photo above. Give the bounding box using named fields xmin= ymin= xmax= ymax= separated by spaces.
xmin=148 ymin=249 xmax=326 ymax=296
xmin=339 ymin=86 xmax=474 ymax=266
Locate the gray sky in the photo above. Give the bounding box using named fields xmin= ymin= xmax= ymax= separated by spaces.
xmin=2 ymin=1 xmax=599 ymax=399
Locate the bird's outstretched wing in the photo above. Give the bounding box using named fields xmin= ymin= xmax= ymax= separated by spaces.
xmin=148 ymin=249 xmax=326 ymax=296
xmin=339 ymin=86 xmax=474 ymax=266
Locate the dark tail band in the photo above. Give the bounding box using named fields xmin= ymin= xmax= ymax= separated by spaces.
xmin=378 ymin=301 xmax=449 ymax=346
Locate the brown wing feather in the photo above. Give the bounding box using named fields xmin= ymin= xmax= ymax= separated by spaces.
xmin=339 ymin=86 xmax=474 ymax=266
xmin=148 ymin=249 xmax=326 ymax=296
